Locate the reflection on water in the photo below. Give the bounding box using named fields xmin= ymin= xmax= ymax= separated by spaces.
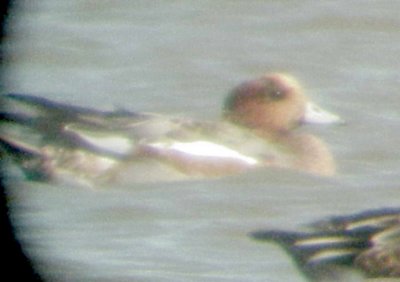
xmin=3 ymin=1 xmax=400 ymax=281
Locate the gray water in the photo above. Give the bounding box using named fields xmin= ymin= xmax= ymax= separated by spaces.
xmin=3 ymin=1 xmax=400 ymax=281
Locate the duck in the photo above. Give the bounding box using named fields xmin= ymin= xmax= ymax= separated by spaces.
xmin=250 ymin=208 xmax=400 ymax=281
xmin=0 ymin=73 xmax=342 ymax=185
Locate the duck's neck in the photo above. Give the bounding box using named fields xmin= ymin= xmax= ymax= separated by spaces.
xmin=253 ymin=127 xmax=290 ymax=143
xmin=255 ymin=128 xmax=336 ymax=176
xmin=290 ymin=133 xmax=336 ymax=176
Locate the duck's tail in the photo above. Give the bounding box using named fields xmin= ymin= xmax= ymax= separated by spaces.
xmin=0 ymin=135 xmax=52 ymax=181
xmin=0 ymin=93 xmax=145 ymax=182
xmin=1 ymin=93 xmax=145 ymax=128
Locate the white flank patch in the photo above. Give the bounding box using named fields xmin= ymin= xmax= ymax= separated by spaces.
xmin=150 ymin=141 xmax=258 ymax=165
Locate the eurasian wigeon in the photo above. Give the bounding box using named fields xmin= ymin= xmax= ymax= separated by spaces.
xmin=0 ymin=73 xmax=342 ymax=185
xmin=251 ymin=208 xmax=400 ymax=281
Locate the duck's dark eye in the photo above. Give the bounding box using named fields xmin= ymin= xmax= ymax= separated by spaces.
xmin=261 ymin=80 xmax=286 ymax=100
xmin=274 ymin=90 xmax=282 ymax=97
xmin=268 ymin=86 xmax=286 ymax=100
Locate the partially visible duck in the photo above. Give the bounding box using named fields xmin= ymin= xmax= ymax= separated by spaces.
xmin=251 ymin=208 xmax=400 ymax=281
xmin=0 ymin=73 xmax=342 ymax=185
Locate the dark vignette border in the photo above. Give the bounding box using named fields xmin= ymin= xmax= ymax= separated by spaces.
xmin=0 ymin=1 xmax=42 ymax=281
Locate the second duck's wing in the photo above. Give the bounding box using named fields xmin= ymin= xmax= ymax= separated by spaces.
xmin=250 ymin=208 xmax=400 ymax=280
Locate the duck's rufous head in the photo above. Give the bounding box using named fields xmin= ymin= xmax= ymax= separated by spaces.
xmin=223 ymin=73 xmax=342 ymax=132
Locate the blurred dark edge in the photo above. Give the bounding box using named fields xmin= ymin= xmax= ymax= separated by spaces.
xmin=0 ymin=0 xmax=42 ymax=281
